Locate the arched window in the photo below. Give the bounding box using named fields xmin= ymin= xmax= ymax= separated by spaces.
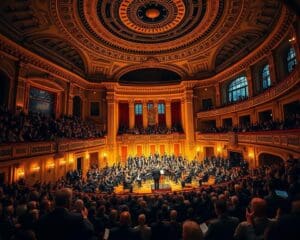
xmin=262 ymin=64 xmax=271 ymax=90
xmin=287 ymin=47 xmax=297 ymax=73
xmin=228 ymin=76 xmax=248 ymax=103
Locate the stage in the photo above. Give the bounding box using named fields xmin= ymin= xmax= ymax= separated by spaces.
xmin=114 ymin=177 xmax=215 ymax=194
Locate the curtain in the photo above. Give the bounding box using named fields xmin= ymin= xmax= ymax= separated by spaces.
xmin=171 ymin=101 xmax=181 ymax=128
xmin=119 ymin=103 xmax=129 ymax=128
xmin=158 ymin=113 xmax=166 ymax=126
xmin=135 ymin=114 xmax=143 ymax=128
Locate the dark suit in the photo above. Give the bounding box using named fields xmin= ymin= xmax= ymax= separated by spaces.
xmin=37 ymin=208 xmax=94 ymax=240
xmin=108 ymin=225 xmax=140 ymax=240
xmin=205 ymin=215 xmax=239 ymax=240
xmin=152 ymin=169 xmax=161 ymax=190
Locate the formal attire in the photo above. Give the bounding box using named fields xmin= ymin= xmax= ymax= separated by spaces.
xmin=204 ymin=214 xmax=239 ymax=240
xmin=37 ymin=207 xmax=95 ymax=240
xmin=134 ymin=225 xmax=152 ymax=240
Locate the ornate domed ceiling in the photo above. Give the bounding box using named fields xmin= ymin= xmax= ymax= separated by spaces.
xmin=0 ymin=0 xmax=294 ymax=84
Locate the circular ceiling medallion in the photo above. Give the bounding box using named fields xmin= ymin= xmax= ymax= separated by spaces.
xmin=145 ymin=9 xmax=160 ymax=19
xmin=119 ymin=0 xmax=185 ymax=34
xmin=93 ymin=0 xmax=209 ymax=44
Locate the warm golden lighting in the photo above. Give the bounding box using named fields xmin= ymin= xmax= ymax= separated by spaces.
xmin=17 ymin=168 xmax=25 ymax=178
xmin=69 ymin=156 xmax=74 ymax=164
xmin=31 ymin=165 xmax=40 ymax=172
xmin=59 ymin=159 xmax=66 ymax=166
xmin=217 ymin=146 xmax=222 ymax=153
xmin=103 ymin=152 xmax=107 ymax=158
xmin=248 ymin=151 xmax=254 ymax=159
xmin=146 ymin=8 xmax=160 ymax=19
xmin=47 ymin=162 xmax=55 ymax=169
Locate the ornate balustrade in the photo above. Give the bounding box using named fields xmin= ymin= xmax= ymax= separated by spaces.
xmin=0 ymin=137 xmax=107 ymax=161
xmin=196 ymin=130 xmax=300 ymax=152
xmin=116 ymin=133 xmax=186 ymax=143
xmin=197 ymin=66 xmax=300 ymax=118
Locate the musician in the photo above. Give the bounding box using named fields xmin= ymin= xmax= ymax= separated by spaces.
xmin=152 ymin=167 xmax=161 ymax=190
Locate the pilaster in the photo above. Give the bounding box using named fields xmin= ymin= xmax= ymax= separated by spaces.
xmin=142 ymin=100 xmax=148 ymax=128
xmin=165 ymin=100 xmax=172 ymax=128
xmin=129 ymin=99 xmax=135 ymax=129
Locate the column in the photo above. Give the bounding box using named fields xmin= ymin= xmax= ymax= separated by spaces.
xmin=165 ymin=100 xmax=171 ymax=129
xmin=183 ymin=90 xmax=195 ymax=159
xmin=129 ymin=100 xmax=135 ymax=128
xmin=215 ymin=83 xmax=221 ymax=107
xmin=181 ymin=100 xmax=185 ymax=131
xmin=292 ymin=22 xmax=300 ymax=63
xmin=268 ymin=52 xmax=278 ymax=85
xmin=106 ymin=92 xmax=117 ymax=164
xmin=142 ymin=100 xmax=148 ymax=128
xmin=65 ymin=82 xmax=70 ymax=115
xmin=154 ymin=101 xmax=158 ymax=125
xmin=12 ymin=61 xmax=20 ymax=113
xmin=246 ymin=67 xmax=253 ymax=97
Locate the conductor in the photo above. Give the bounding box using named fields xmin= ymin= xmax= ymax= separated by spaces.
xmin=152 ymin=168 xmax=161 ymax=190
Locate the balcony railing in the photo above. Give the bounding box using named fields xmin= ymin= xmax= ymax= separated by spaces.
xmin=197 ymin=66 xmax=300 ymax=118
xmin=0 ymin=137 xmax=107 ymax=161
xmin=195 ymin=130 xmax=300 ymax=152
xmin=116 ymin=133 xmax=186 ymax=142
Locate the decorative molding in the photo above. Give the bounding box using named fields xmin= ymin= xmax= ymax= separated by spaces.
xmin=197 ymin=66 xmax=300 ymax=118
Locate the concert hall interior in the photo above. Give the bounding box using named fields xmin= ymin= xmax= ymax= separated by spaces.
xmin=0 ymin=0 xmax=300 ymax=240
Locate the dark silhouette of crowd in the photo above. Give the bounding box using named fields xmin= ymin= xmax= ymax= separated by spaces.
xmin=1 ymin=155 xmax=299 ymax=240
xmin=200 ymin=118 xmax=300 ymax=134
xmin=118 ymin=124 xmax=183 ymax=135
xmin=0 ymin=105 xmax=105 ymax=144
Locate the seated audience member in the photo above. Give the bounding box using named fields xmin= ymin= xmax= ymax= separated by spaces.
xmin=234 ymin=198 xmax=271 ymax=240
xmin=265 ymin=200 xmax=300 ymax=240
xmin=182 ymin=220 xmax=203 ymax=240
xmin=134 ymin=214 xmax=151 ymax=240
xmin=36 ymin=188 xmax=95 ymax=240
xmin=168 ymin=210 xmax=182 ymax=240
xmin=109 ymin=211 xmax=140 ymax=240
xmin=204 ymin=200 xmax=239 ymax=240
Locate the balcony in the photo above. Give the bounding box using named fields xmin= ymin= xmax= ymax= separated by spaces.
xmin=197 ymin=66 xmax=300 ymax=118
xmin=116 ymin=133 xmax=186 ymax=143
xmin=0 ymin=137 xmax=107 ymax=161
xmin=196 ymin=130 xmax=300 ymax=152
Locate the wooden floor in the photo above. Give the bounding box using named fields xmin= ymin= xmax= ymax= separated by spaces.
xmin=114 ymin=177 xmax=215 ymax=194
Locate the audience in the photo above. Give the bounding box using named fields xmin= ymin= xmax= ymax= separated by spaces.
xmin=0 ymin=156 xmax=299 ymax=240
xmin=118 ymin=124 xmax=183 ymax=135
xmin=0 ymin=105 xmax=105 ymax=144
xmin=199 ymin=118 xmax=300 ymax=134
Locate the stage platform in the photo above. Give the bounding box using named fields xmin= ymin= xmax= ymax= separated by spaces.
xmin=114 ymin=177 xmax=215 ymax=194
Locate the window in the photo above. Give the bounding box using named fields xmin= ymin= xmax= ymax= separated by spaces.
xmin=228 ymin=76 xmax=248 ymax=103
xmin=262 ymin=64 xmax=271 ymax=90
xmin=158 ymin=103 xmax=165 ymax=114
xmin=287 ymin=47 xmax=297 ymax=73
xmin=135 ymin=103 xmax=142 ymax=115
xmin=147 ymin=102 xmax=154 ymax=110
xmin=90 ymin=102 xmax=100 ymax=116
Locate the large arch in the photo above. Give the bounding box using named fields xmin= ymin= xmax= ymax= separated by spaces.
xmin=258 ymin=153 xmax=285 ymax=166
xmin=0 ymin=71 xmax=11 ymax=106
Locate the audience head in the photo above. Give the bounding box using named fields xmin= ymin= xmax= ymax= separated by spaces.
xmin=250 ymin=198 xmax=267 ymax=218
xmin=55 ymin=188 xmax=72 ymax=209
xmin=120 ymin=211 xmax=131 ymax=226
xmin=214 ymin=199 xmax=227 ymax=216
xmin=182 ymin=220 xmax=203 ymax=240
xmin=138 ymin=214 xmax=146 ymax=226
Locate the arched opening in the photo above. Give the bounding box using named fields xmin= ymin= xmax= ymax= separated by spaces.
xmin=258 ymin=153 xmax=284 ymax=166
xmin=73 ymin=96 xmax=82 ymax=118
xmin=0 ymin=71 xmax=10 ymax=106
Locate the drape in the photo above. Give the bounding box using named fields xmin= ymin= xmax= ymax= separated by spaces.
xmin=119 ymin=102 xmax=129 ymax=128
